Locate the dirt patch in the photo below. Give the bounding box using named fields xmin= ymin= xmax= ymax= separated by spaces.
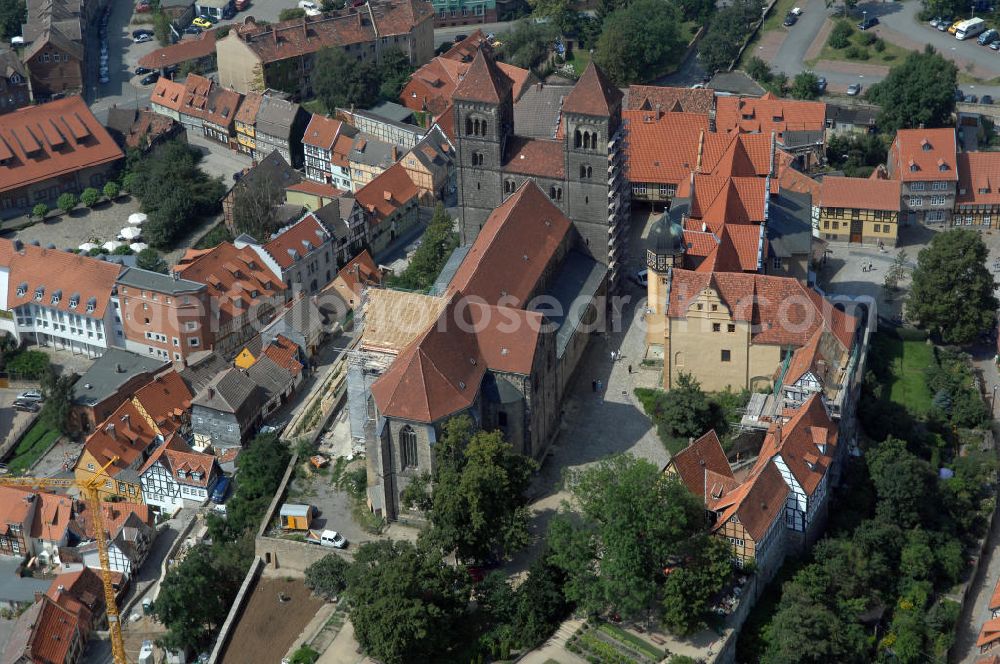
xmin=220 ymin=577 xmax=325 ymax=664
xmin=805 ymin=18 xmax=833 ymax=61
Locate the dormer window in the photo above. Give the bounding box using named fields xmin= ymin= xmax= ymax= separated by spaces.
xmin=177 ymin=469 xmax=186 ymax=479
xmin=939 ymin=161 xmax=949 ymax=172
xmin=921 ymin=139 xmax=931 ymax=151
xmin=980 ymin=187 xmax=990 ymax=194
xmin=34 ymin=286 xmax=44 ymax=301
xmin=69 ymin=294 xmax=79 ymax=309
xmin=86 ymin=297 xmax=96 ymax=313
xmin=50 ymin=290 xmax=61 ymax=305
xmin=10 ymin=74 xmax=19 ymax=84
xmin=16 ymin=283 xmax=26 ymax=297
xmin=192 ymin=471 xmax=202 ymax=480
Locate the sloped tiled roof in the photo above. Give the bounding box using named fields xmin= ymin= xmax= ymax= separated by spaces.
xmin=502 ymin=136 xmax=566 ymax=178
xmin=669 ymin=430 xmax=734 ymax=501
xmin=192 ymin=367 xmax=260 ymax=415
xmin=979 ymin=618 xmax=1000 ymax=648
xmin=753 ymin=394 xmax=836 ymax=496
xmin=957 ymin=152 xmax=1000 ymax=206
xmin=402 ymin=51 xmax=532 ymax=116
xmin=710 ymin=460 xmax=789 ymax=542
xmin=133 ymin=370 xmax=193 ymax=435
xmin=334 ymin=249 xmax=382 ymax=297
xmin=990 ymin=577 xmax=1000 ymax=611
xmin=138 ymin=29 xmax=217 ymax=69
xmin=174 ymin=242 xmax=284 ymax=323
xmin=625 ymin=84 xmax=715 ymax=115
xmin=79 ymin=400 xmax=161 ymax=479
xmin=820 ymin=176 xmax=901 ymax=211
xmin=453 ymin=48 xmax=513 ymax=103
xmin=301 ymin=114 xmax=344 ymax=149
xmin=354 ymin=163 xmax=420 ymax=223
xmin=623 ymin=110 xmax=709 ymax=185
xmin=715 ymin=93 xmax=826 ymax=137
xmin=2 ymin=596 xmax=80 ymax=664
xmin=448 ymin=181 xmax=571 ymax=306
xmin=263 ymin=213 xmax=331 ymax=270
xmin=562 ymin=62 xmax=622 ymax=117
xmin=888 ymin=127 xmax=958 ymax=182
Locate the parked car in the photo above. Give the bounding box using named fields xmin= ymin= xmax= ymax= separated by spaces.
xmin=929 ymin=16 xmax=943 ymax=28
xmin=132 ymin=28 xmax=154 ymax=38
xmin=305 ymin=529 xmax=347 ymax=549
xmin=133 ymin=33 xmax=153 ymax=43
xmin=991 ymin=40 xmax=1000 ymax=49
xmin=211 ymin=476 xmax=231 ymax=503
xmin=858 ymin=16 xmax=879 ymax=30
xmin=955 ymin=88 xmax=966 ymax=101
xmin=197 ymin=13 xmax=218 ymax=24
xmin=969 ymin=94 xmax=980 ymax=103
xmin=979 ymin=28 xmax=998 ymax=44
xmin=847 ymin=83 xmax=862 ymax=96
xmin=192 ymin=16 xmax=212 ymax=28
xmin=184 ymin=25 xmax=202 ymax=35
xmin=140 ymin=72 xmax=159 ymax=85
xmin=817 ymin=76 xmax=827 ymax=93
xmin=12 ymin=400 xmax=40 ymax=413
xmin=633 ymin=268 xmax=648 ymax=287
xmin=18 ymin=391 xmax=43 ymax=402
xmin=235 ymin=0 xmax=250 ymax=10
xmin=783 ymin=12 xmax=798 ymax=26
xmin=949 ymin=19 xmax=963 ymax=34
xmin=134 ymin=66 xmax=153 ymax=75
xmin=983 ymin=95 xmax=994 ymax=104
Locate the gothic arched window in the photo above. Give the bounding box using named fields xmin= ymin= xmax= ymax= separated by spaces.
xmin=465 ymin=117 xmax=473 ymax=136
xmin=574 ymin=130 xmax=582 ymax=148
xmin=400 ymin=426 xmax=418 ymax=468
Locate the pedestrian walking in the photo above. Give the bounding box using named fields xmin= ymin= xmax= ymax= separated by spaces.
xmin=628 ymin=364 xmax=633 ymax=374
xmin=597 ymin=379 xmax=603 ymax=393
xmin=611 ymin=350 xmax=616 ymax=362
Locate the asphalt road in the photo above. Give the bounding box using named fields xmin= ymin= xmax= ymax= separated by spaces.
xmin=434 ymin=20 xmax=516 ymax=46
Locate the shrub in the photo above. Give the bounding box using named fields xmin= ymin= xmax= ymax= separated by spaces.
xmin=31 ymin=203 xmax=48 ymax=219
xmin=57 ymin=192 xmax=77 ymax=213
xmin=6 ymin=350 xmax=50 ymax=379
xmin=861 ymin=31 xmax=877 ymax=45
xmin=874 ymin=37 xmax=886 ymax=52
xmin=846 ymin=45 xmax=869 ymax=60
xmin=80 ymin=187 xmax=100 ymax=207
xmin=103 ymin=181 xmax=120 ymax=199
xmin=830 ymin=20 xmax=854 ymax=48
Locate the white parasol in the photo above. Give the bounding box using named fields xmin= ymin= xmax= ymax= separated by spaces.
xmin=119 ymin=226 xmax=142 ymax=240
xmin=128 ymin=212 xmax=148 ymax=225
xmin=129 ymin=242 xmax=149 ymax=252
xmin=102 ymin=240 xmax=125 ymax=252
xmin=78 ymin=242 xmax=97 ymax=252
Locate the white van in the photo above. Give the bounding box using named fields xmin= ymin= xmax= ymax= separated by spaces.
xmin=956 ymin=17 xmax=986 ymax=40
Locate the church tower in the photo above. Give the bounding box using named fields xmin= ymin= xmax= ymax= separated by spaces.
xmin=453 ymin=49 xmax=514 ymax=244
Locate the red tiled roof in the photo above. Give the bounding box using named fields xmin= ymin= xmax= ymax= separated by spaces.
xmin=701 ymin=132 xmax=772 ymax=178
xmin=562 ymin=62 xmax=622 ymax=117
xmin=133 ymin=370 xmax=193 ymax=435
xmin=669 ymin=430 xmax=734 ymax=501
xmin=778 ymin=160 xmax=821 ymax=199
xmin=150 ymin=76 xmax=186 ymax=113
xmin=263 ymin=213 xmax=331 ymax=269
xmin=354 ymin=163 xmax=419 ymax=223
xmin=25 ymin=597 xmax=81 ymax=664
xmin=453 ymin=48 xmax=513 ymax=104
xmin=666 ymin=269 xmax=857 ymax=349
xmin=76 ymin=502 xmax=153 ymax=542
xmin=30 ymin=491 xmax=74 ymax=543
xmin=715 ymin=93 xmax=826 ymax=137
xmin=262 ymin=335 xmax=303 ymax=376
xmin=958 ymin=152 xmax=1000 ymax=206
xmin=0 ymin=239 xmax=123 ymax=319
xmin=401 ymin=53 xmax=532 ymax=116
xmin=991 ymin=578 xmax=1000 ymax=611
xmin=979 ymin=618 xmax=1000 ymax=648
xmin=175 ymin=242 xmax=284 ymax=323
xmin=820 ymin=176 xmax=901 ymax=211
xmin=302 ymin=114 xmax=344 ymax=149
xmin=754 ymin=394 xmax=836 ymax=495
xmin=138 ymin=29 xmax=217 ymax=69
xmin=503 ymin=136 xmax=566 ymax=178
xmin=440 ymin=29 xmax=487 ymax=61
xmin=623 ymin=110 xmax=709 ymax=185
xmin=711 ymin=460 xmax=789 ymax=542
xmin=235 ymin=91 xmax=264 ymax=126
xmin=680 ymin=175 xmax=768 ymax=232
xmin=448 ymin=181 xmax=571 ymax=306
xmin=625 ymin=84 xmax=715 ymax=115
xmin=889 ymin=128 xmax=958 ymax=182
xmin=80 ymin=400 xmax=161 ymax=478
xmin=977 ymin=656 xmax=1000 ymax=664
xmin=0 ymin=486 xmax=34 ymax=533
xmin=285 ymin=179 xmax=345 ymax=198
xmin=47 ymin=567 xmax=104 ymax=631
xmin=692 ymin=224 xmax=762 ymax=273
xmin=0 ymin=96 xmax=123 ymax=194
xmin=335 ymin=249 xmax=382 ymax=297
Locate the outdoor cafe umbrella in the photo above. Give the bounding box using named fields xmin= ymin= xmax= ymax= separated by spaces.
xmin=101 ymin=240 xmax=124 ymax=252
xmin=129 ymin=242 xmax=149 ymax=252
xmin=127 ymin=212 xmax=148 ymax=225
xmin=119 ymin=226 xmax=142 ymax=240
xmin=77 ymin=242 xmax=97 ymax=252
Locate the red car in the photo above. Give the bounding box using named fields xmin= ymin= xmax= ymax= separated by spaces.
xmin=135 ymin=1 xmax=151 ymax=12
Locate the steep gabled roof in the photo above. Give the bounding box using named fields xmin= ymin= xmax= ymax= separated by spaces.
xmin=562 ymin=62 xmax=622 ymax=117
xmin=452 ymin=48 xmax=513 ymax=103
xmin=710 ymin=460 xmax=789 ymax=542
xmin=668 ymin=430 xmax=734 ymax=501
xmin=754 ymin=394 xmax=836 ymax=495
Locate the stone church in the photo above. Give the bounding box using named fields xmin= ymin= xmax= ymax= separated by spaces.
xmin=453 ymin=51 xmax=630 ymax=289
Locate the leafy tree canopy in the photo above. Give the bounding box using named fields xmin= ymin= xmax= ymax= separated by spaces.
xmin=907 ymin=228 xmax=998 ymax=344
xmin=387 ymin=203 xmax=458 ymax=291
xmin=594 ymin=0 xmax=685 ymax=85
xmin=305 ymin=554 xmax=351 ymax=600
xmin=698 ymin=0 xmax=764 ymax=74
xmin=498 ymin=20 xmax=559 ymax=70
xmin=791 ymin=71 xmax=820 ymax=100
xmin=865 ymin=46 xmax=957 ymax=131
xmin=136 ymin=247 xmax=169 ymax=274
xmin=0 ymin=0 xmax=25 ymax=41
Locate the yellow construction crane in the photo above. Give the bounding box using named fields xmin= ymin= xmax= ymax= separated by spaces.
xmin=0 ymin=457 xmax=130 ymax=664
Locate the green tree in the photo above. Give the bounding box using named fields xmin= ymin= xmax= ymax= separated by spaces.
xmin=231 ymin=174 xmax=283 ymax=241
xmin=498 ymin=20 xmax=558 ymax=70
xmin=414 ymin=416 xmax=537 ymax=562
xmin=80 ymin=187 xmax=100 ymax=207
xmin=0 ymin=0 xmax=25 ymax=41
xmin=377 ymin=48 xmax=415 ymax=102
xmin=907 ymin=229 xmax=998 ymax=344
xmin=7 ymin=349 xmax=49 ymax=379
xmin=279 ymin=7 xmax=306 ymax=19
xmin=867 ymin=437 xmax=938 ymax=530
xmin=883 ymin=249 xmax=908 ymax=296
xmin=209 ymin=432 xmax=291 ymax=538
xmin=136 ymin=248 xmax=169 ymax=274
xmin=745 ymin=55 xmax=773 ymax=83
xmin=152 ymin=539 xmax=252 ymax=650
xmin=41 ymin=370 xmax=76 ymax=435
xmin=57 ymin=192 xmax=77 ymax=213
xmin=825 ymin=132 xmax=888 ymax=178
xmin=661 ymin=535 xmax=733 ymax=635
xmin=153 ymin=11 xmax=171 ymax=46
xmin=791 ymin=71 xmax=820 ymax=100
xmin=698 ymin=0 xmax=764 ymax=74
xmin=345 ymin=540 xmax=470 ymax=664
xmin=305 ymin=554 xmax=351 ymax=600
xmin=102 ymin=181 xmax=119 ymax=200
xmin=548 ymin=454 xmax=706 ymax=620
xmin=387 ymin=204 xmax=458 ymax=291
xmin=828 ymin=20 xmax=853 ymax=49
xmin=866 ymin=46 xmax=957 ymax=131
xmin=31 ymin=203 xmax=48 ymax=219
xmin=594 ymin=0 xmax=684 ymax=85
xmin=899 ymin=528 xmax=934 ymax=582
xmin=657 ymin=372 xmax=715 ymax=441
xmin=527 ymin=0 xmax=577 ymax=35
xmin=761 ymin=580 xmax=868 ymax=664
xmin=312 ymin=48 xmax=379 ymax=111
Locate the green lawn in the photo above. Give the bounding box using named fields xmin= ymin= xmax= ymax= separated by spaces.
xmin=882 ymin=336 xmax=934 ymax=415
xmin=301 ymin=98 xmax=328 ymax=116
xmin=6 ymin=420 xmax=60 ymax=474
xmin=566 ymin=48 xmax=591 ymax=77
xmin=807 ymin=23 xmax=911 ymax=68
xmin=762 ymin=0 xmax=800 ymax=31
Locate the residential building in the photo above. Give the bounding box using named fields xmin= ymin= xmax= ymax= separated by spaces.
xmin=176 ymin=349 xmax=230 ymax=393
xmin=237 ymin=212 xmax=339 ymax=293
xmin=454 ymin=55 xmax=629 ymax=288
xmin=0 ymin=486 xmax=34 ymax=557
xmin=149 ymin=76 xmax=185 ymax=122
xmin=254 ymin=94 xmax=307 ymax=167
xmin=766 ymin=188 xmax=821 ymax=283
xmin=46 ymin=568 xmax=107 ymax=633
xmin=400 ymin=32 xmax=533 ymax=116
xmin=354 ymin=163 xmax=420 ymax=254
xmin=664 ymin=429 xmax=734 ymax=503
xmin=1 ymin=595 xmax=87 ymax=664
xmin=818 ymin=175 xmax=902 ymax=245
xmin=824 ymin=103 xmax=878 ymax=136
xmin=0 ymin=97 xmax=124 ymax=216
xmin=116 ymin=267 xmax=214 ymax=362
xmin=260 ymin=295 xmax=325 ymax=357
xmin=327 ymin=249 xmax=382 ymax=311
xmin=624 ymin=84 xmax=716 ymax=115
xmin=173 ymin=242 xmax=286 ymax=357
xmin=400 ymin=125 xmax=455 ymax=204
xmin=70 ymin=348 xmax=168 ymax=433
xmin=234 ymin=90 xmax=263 ymax=157
xmin=715 ymin=92 xmax=827 ymax=170
xmin=956 ymin=151 xmax=1000 ymax=228
xmin=980 ymin=620 xmax=1000 ymax=654
xmin=302 ymin=114 xmax=357 ymax=191
xmin=348 ymin=134 xmax=405 ymax=191
xmin=431 ymin=0 xmax=496 ymax=25
xmin=76 ymin=503 xmax=155 ymax=578
xmin=645 ymin=269 xmax=859 ymax=395
xmin=222 ymin=149 xmax=303 ymax=232
xmin=104 ymin=106 xmax=186 ymax=153
xmin=625 ymin=110 xmax=710 ymax=207
xmin=22 ymin=29 xmax=83 ymax=100
xmin=314 ymin=193 xmax=368 ymax=263
xmin=0 ymin=47 xmax=30 ymax=114
xmin=247 ymin=347 xmax=302 ymax=416
xmin=341 ymin=102 xmax=424 ymax=149
xmin=216 ymin=1 xmax=434 ymax=97
xmin=191 ymin=368 xmax=265 ymax=450
xmin=0 ymin=239 xmax=124 ymax=357
xmin=139 ymin=438 xmax=220 ymax=514
xmin=195 ymin=0 xmax=233 ymax=21
xmin=887 ymin=127 xmax=958 ymax=225
xmin=365 ymin=181 xmax=604 ymax=519
xmin=285 ymin=180 xmax=345 ymax=212
xmin=137 ymin=30 xmax=218 ymax=76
